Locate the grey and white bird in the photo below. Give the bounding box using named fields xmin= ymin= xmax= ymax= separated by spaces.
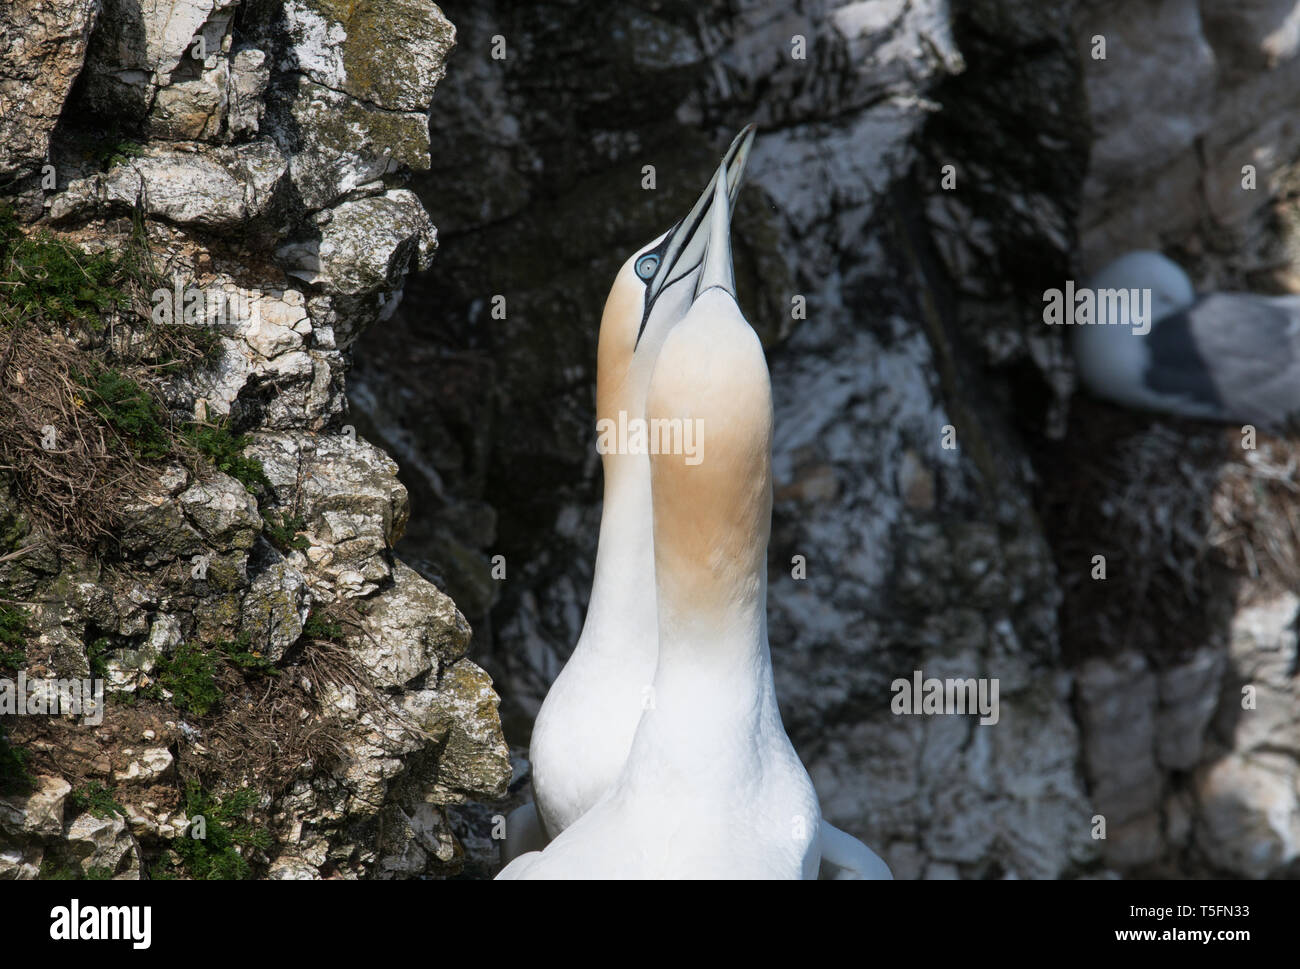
xmin=1073 ymin=250 xmax=1300 ymax=428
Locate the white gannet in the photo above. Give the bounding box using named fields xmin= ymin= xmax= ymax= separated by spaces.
xmin=501 ymin=127 xmax=758 ymax=860
xmin=498 ymin=168 xmax=891 ymax=879
xmin=1073 ymin=250 xmax=1300 ymax=428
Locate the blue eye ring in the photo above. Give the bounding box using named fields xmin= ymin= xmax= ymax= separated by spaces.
xmin=635 ymin=253 xmax=660 ymax=280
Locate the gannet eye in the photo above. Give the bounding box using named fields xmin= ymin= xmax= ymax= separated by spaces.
xmin=635 ymin=254 xmax=660 ymax=280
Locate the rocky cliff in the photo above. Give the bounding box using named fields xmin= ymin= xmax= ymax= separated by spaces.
xmin=354 ymin=0 xmax=1300 ymax=878
xmin=0 ymin=0 xmax=510 ymax=880
xmin=3 ymin=0 xmax=1297 ymax=882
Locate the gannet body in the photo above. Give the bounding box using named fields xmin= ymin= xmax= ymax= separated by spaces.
xmin=505 ymin=128 xmax=757 ymax=854
xmin=1073 ymin=250 xmax=1300 ymax=428
xmin=499 ymin=169 xmax=887 ymax=880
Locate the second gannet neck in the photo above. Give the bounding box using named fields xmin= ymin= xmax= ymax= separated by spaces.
xmin=646 ymin=284 xmax=776 ymax=677
xmin=582 ymin=454 xmax=657 ymax=652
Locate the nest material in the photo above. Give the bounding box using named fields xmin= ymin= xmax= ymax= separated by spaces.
xmin=1039 ymin=401 xmax=1275 ymax=668
xmin=176 ymin=602 xmax=436 ymax=797
xmin=0 ymin=324 xmax=157 ymax=545
xmin=0 ymin=217 xmax=213 ymax=550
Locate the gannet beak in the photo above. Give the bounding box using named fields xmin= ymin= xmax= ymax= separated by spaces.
xmin=695 ymin=162 xmax=736 ymax=299
xmin=643 ymin=124 xmax=754 ymax=309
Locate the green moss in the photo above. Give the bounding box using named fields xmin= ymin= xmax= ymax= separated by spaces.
xmin=68 ymin=781 xmax=126 ymax=820
xmin=141 ymin=630 xmax=282 ymax=716
xmin=172 ymin=781 xmax=270 ymax=880
xmin=155 ymin=641 xmax=220 ymax=716
xmin=0 ymin=199 xmax=209 ymax=368
xmin=0 ymin=206 xmax=20 ymax=253
xmin=0 ymin=723 xmax=33 ymax=796
xmin=0 ymin=604 xmax=27 ymax=669
xmin=75 ymin=367 xmax=172 ymax=460
xmin=38 ymin=859 xmax=77 ymax=880
xmin=183 ymin=421 xmax=315 ymax=556
xmin=86 ymin=636 xmax=112 ymax=680
xmin=67 ymin=122 xmax=146 ymax=173
xmin=301 ymin=609 xmax=343 ymax=643
xmin=263 ymin=511 xmax=309 ymax=552
xmin=217 ymin=632 xmax=276 ymax=675
xmin=105 ymin=141 xmax=145 ymax=169
xmin=0 ymin=205 xmax=126 ymax=328
xmin=183 ymin=421 xmax=271 ymax=497
xmin=0 ymin=505 xmax=29 ymax=555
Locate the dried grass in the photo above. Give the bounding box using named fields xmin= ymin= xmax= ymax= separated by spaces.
xmin=0 ymin=210 xmax=219 ymax=551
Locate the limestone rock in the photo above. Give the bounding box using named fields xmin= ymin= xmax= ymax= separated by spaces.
xmin=1221 ymin=592 xmax=1300 ymax=756
xmin=0 ymin=0 xmax=101 ymax=180
xmin=113 ymin=747 xmax=174 ymax=784
xmin=1155 ymin=648 xmax=1226 ymax=770
xmin=62 ymin=811 xmax=139 ymax=879
xmin=1076 ymin=654 xmax=1162 ymax=830
xmin=106 ymin=614 xmax=181 ymax=694
xmin=30 ymin=600 xmax=92 ymax=680
xmin=281 ymin=0 xmax=455 ymax=112
xmin=0 ymin=0 xmax=505 ymax=882
xmin=239 ymin=560 xmax=310 ymax=663
xmin=374 ymin=801 xmax=457 ymax=878
xmin=1195 ymin=754 xmax=1300 ymax=878
xmin=404 ymin=659 xmax=512 ymax=805
xmin=76 ymin=0 xmax=242 ymax=135
xmin=267 ymin=852 xmax=320 ymax=879
xmin=262 ymin=0 xmax=454 ymax=210
xmin=352 ymin=560 xmax=469 ymax=688
xmin=228 ymin=46 xmax=271 ymax=139
xmin=277 ymin=190 xmax=436 ymax=346
xmin=247 ymin=432 xmax=409 ymax=595
xmin=0 ymin=776 xmax=72 ymax=839
xmin=0 ymin=843 xmax=44 ymax=880
xmin=118 ymin=485 xmax=206 ymax=565
xmin=49 ymin=141 xmax=289 ymax=232
xmin=1078 ymin=0 xmax=1300 ymax=262
xmin=280 ymin=190 xmax=436 ymax=296
xmin=178 ymin=473 xmax=261 ymax=551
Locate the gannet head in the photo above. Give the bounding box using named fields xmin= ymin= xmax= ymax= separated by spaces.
xmin=645 ymin=164 xmax=773 ymax=625
xmin=596 ymin=126 xmax=756 ymax=443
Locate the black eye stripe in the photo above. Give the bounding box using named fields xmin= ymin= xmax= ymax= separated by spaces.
xmin=633 ymin=255 xmax=704 ymax=349
xmin=630 ymin=198 xmax=712 ymax=349
xmin=631 ymin=234 xmax=674 ymax=347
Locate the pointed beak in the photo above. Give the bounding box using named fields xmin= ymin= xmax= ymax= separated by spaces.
xmin=695 ymin=162 xmax=734 ymax=299
xmin=644 ymin=124 xmax=754 ymax=307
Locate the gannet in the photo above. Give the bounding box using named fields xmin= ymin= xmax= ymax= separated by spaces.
xmin=501 ymin=127 xmax=758 ymax=860
xmin=1072 ymin=250 xmax=1300 ymax=428
xmin=498 ymin=168 xmax=892 ymax=879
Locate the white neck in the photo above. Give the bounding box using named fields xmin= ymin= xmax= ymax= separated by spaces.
xmin=577 ymin=453 xmax=659 ymax=659
xmin=643 ymin=560 xmax=779 ymax=758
